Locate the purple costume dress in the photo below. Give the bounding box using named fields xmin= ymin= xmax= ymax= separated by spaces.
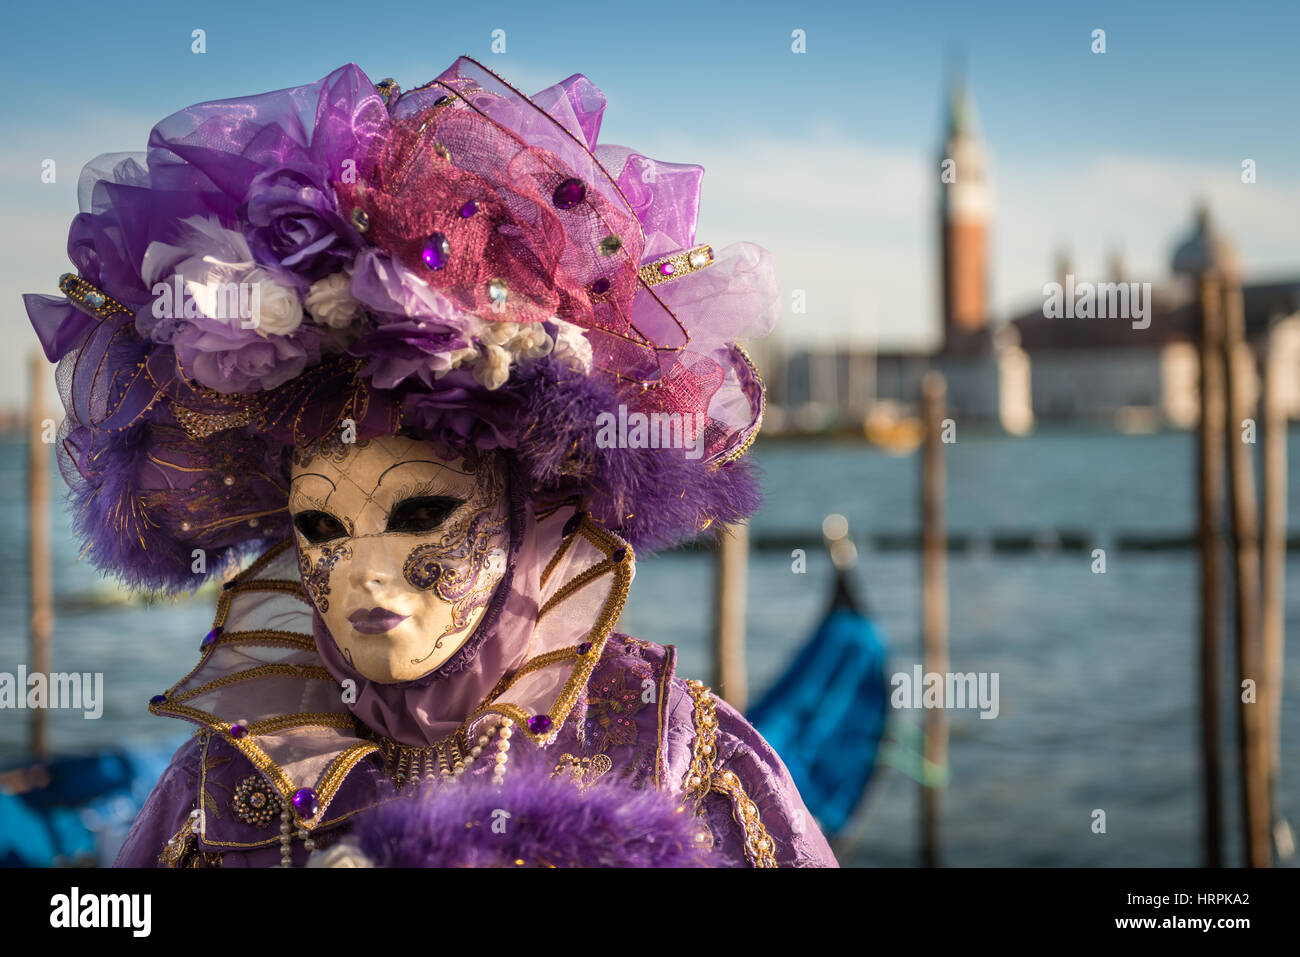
xmin=116 ymin=494 xmax=837 ymax=867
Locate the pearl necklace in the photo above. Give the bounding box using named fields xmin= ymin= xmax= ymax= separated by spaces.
xmin=279 ymin=717 xmax=515 ymax=867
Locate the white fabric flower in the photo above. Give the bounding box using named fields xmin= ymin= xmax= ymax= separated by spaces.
xmin=507 ymin=324 xmax=554 ymax=361
xmin=304 ymin=272 xmax=363 ymax=328
xmin=478 ymin=320 xmax=519 ymax=347
xmin=438 ymin=345 xmax=481 ymax=378
xmin=245 ymin=268 xmax=303 ymax=337
xmin=140 ymin=215 xmax=304 ymax=337
xmin=472 ymin=343 xmax=512 ymax=390
xmin=551 ymin=319 xmax=593 ymax=372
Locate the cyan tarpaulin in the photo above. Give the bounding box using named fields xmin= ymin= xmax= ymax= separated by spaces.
xmin=0 ymin=743 xmax=180 ymax=867
xmin=748 ymin=606 xmax=889 ymax=837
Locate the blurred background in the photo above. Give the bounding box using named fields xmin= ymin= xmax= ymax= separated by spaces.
xmin=1 ymin=0 xmax=1298 ymax=866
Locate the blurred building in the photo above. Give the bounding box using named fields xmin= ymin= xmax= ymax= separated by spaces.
xmin=767 ymin=76 xmax=1031 ymax=435
xmin=762 ymin=81 xmax=1300 ymax=435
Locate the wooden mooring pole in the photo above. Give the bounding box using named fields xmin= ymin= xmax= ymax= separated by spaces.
xmin=1261 ymin=328 xmax=1293 ymax=860
xmin=713 ymin=521 xmax=749 ymax=711
xmin=28 ymin=353 xmax=53 ymax=762
xmin=920 ymin=372 xmax=949 ymax=868
xmin=1196 ymin=272 xmax=1226 ymax=868
xmin=1221 ymin=275 xmax=1271 ymax=868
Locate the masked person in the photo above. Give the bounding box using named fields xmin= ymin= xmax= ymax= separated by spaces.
xmin=25 ymin=58 xmax=837 ymax=868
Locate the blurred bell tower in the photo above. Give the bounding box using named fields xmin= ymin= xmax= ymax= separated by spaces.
xmin=939 ymin=68 xmax=990 ymax=348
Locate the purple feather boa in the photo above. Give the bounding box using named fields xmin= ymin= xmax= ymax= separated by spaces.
xmin=510 ymin=359 xmax=763 ymax=552
xmin=354 ymin=760 xmax=709 ymax=868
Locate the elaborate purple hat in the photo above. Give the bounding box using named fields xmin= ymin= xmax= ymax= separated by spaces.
xmin=23 ymin=57 xmax=778 ymax=591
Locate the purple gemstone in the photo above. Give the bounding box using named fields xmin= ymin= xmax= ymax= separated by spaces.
xmin=577 ymin=641 xmax=592 ymax=656
xmin=421 ymin=232 xmax=451 ymax=270
xmin=201 ymin=626 xmax=223 ymax=649
xmin=552 ymin=178 xmax=586 ymax=210
xmin=590 ymin=277 xmax=611 ymax=295
xmin=149 ymin=694 xmax=166 ymax=706
xmin=562 ymin=512 xmax=583 ymax=537
xmin=612 ymin=547 xmax=627 ymax=563
xmin=292 ymin=787 xmax=319 ymax=818
xmin=229 ymin=724 xmax=247 ymax=739
xmin=527 ymin=714 xmax=553 ymax=735
xmin=658 ymin=262 xmax=675 ymax=277
xmin=459 ymin=200 xmax=478 ymax=218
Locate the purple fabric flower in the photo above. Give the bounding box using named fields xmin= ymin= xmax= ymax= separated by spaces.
xmin=174 ymin=319 xmax=323 ymax=394
xmin=244 ymin=163 xmax=358 ymax=285
xmin=346 ymin=249 xmax=475 ymax=388
xmin=349 ymin=321 xmax=467 ymax=390
xmin=400 ymin=370 xmax=523 ymax=450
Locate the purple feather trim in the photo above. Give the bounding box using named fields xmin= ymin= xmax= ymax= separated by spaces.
xmin=511 ymin=358 xmax=763 ymax=552
xmin=356 ymin=759 xmax=709 ymax=868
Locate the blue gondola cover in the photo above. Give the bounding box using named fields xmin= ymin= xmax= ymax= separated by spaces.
xmin=748 ymin=605 xmax=889 ymax=837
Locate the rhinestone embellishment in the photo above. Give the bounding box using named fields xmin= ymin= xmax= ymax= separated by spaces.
xmin=552 ymin=178 xmax=586 ymax=209
xmin=528 ymin=714 xmax=553 ymax=735
xmin=422 ymin=232 xmax=451 ymax=270
xmin=292 ymin=787 xmax=319 ymax=819
xmin=232 ymin=774 xmax=282 ymax=828
xmin=638 ymin=244 xmax=716 ymax=287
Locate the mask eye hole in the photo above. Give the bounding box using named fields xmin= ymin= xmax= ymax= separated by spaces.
xmin=387 ymin=496 xmax=464 ymax=534
xmin=293 ymin=510 xmax=347 ymax=543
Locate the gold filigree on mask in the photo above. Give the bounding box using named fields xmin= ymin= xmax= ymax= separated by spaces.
xmin=298 ymin=542 xmax=352 ymax=614
xmin=403 ymin=461 xmax=509 ymax=664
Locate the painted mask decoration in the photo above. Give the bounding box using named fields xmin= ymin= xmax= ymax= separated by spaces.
xmin=289 ymin=434 xmax=510 ymax=683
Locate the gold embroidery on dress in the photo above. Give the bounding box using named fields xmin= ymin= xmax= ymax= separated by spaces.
xmin=193 ymin=728 xmax=377 ymax=850
xmin=552 ymin=752 xmax=612 ymax=790
xmin=158 ymin=816 xmax=196 ymax=868
xmin=680 ymin=679 xmax=778 ymax=868
xmin=367 ymin=732 xmax=461 ymax=789
xmin=152 ymin=542 xmax=377 ymax=830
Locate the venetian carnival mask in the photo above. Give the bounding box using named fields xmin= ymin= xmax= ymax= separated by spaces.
xmin=289 ymin=434 xmax=510 ymax=683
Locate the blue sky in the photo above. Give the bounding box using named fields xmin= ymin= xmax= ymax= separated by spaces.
xmin=2 ymin=0 xmax=1298 ymax=402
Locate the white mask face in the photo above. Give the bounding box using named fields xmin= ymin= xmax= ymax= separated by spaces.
xmin=289 ymin=434 xmax=509 ymax=683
